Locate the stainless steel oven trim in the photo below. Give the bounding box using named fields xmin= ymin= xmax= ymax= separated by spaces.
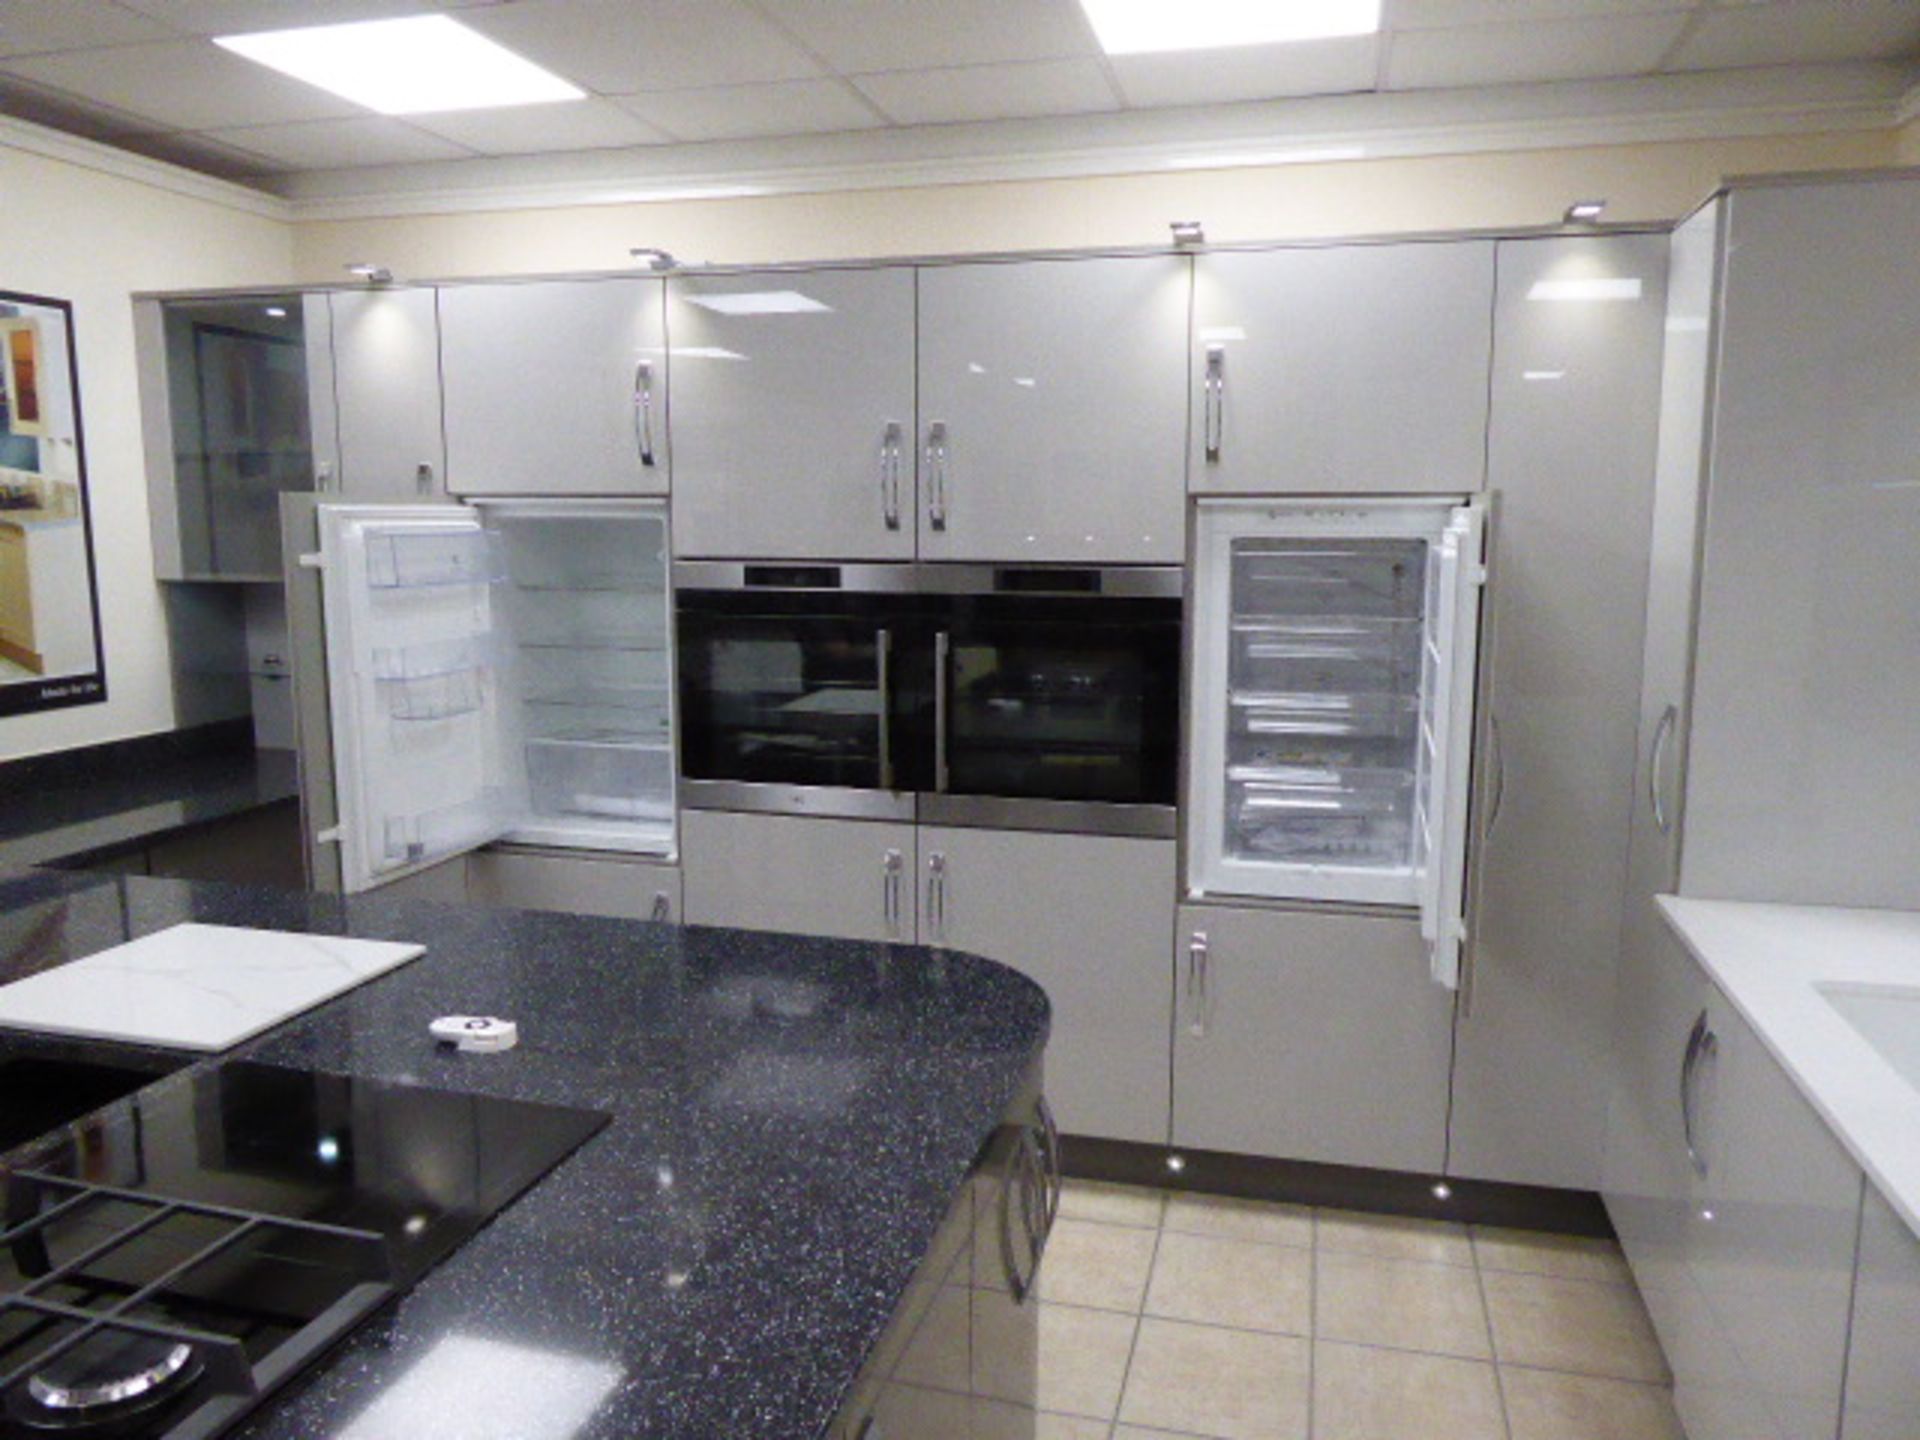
xmin=672 ymin=561 xmax=922 ymax=591
xmin=918 ymin=794 xmax=1176 ymax=839
xmin=913 ymin=564 xmax=1184 ymax=597
xmin=679 ymin=779 xmax=917 ymax=822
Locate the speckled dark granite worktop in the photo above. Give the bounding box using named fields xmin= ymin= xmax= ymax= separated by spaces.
xmin=0 ymin=867 xmax=1049 ymax=1440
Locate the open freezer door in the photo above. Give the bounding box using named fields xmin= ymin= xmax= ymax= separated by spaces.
xmin=1413 ymin=499 xmax=1489 ymax=988
xmin=315 ymin=505 xmax=521 ymax=893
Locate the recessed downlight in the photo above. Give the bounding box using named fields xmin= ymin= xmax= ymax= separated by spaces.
xmin=1080 ymin=0 xmax=1381 ymax=55
xmin=1527 ymin=277 xmax=1644 ymax=303
xmin=216 ymin=15 xmax=583 ymax=116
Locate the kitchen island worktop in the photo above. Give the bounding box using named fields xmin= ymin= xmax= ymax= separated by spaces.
xmin=0 ymin=867 xmax=1051 ymax=1440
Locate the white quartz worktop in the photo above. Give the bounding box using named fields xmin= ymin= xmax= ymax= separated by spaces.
xmin=1659 ymin=895 xmax=1920 ymax=1238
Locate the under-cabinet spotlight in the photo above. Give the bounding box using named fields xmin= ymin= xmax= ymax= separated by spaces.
xmin=1563 ymin=199 xmax=1607 ymax=224
xmin=1165 ymin=1153 xmax=1187 ymax=1174
xmin=630 ymin=247 xmax=680 ymax=271
xmin=1431 ymin=1181 xmax=1453 ymax=1201
xmin=1170 ymin=219 xmax=1206 ymax=247
xmin=344 ymin=261 xmax=392 ymax=284
xmin=263 ymin=305 xmax=288 ymax=318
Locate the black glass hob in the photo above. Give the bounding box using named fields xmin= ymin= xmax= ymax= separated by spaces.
xmin=0 ymin=1062 xmax=607 ymax=1439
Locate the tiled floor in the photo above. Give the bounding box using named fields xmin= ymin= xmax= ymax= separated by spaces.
xmin=1018 ymin=1179 xmax=1683 ymax=1440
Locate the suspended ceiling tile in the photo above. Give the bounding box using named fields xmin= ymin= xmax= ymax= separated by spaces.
xmin=0 ymin=71 xmax=172 ymax=136
xmin=203 ymin=115 xmax=477 ymax=168
xmin=0 ymin=1 xmax=175 ymax=57
xmin=752 ymin=0 xmax=1101 ymax=74
xmin=113 ymin=0 xmax=504 ymax=34
xmin=0 ymin=37 xmax=366 ymax=129
xmin=1391 ymin=0 xmax=1697 ymax=27
xmin=853 ymin=57 xmax=1120 ymax=126
xmin=1665 ymin=1 xmax=1920 ymax=69
xmin=405 ymin=96 xmax=671 ymax=153
xmin=1385 ymin=12 xmax=1690 ymax=89
xmin=1109 ymin=35 xmax=1382 ymax=108
xmin=459 ymin=0 xmax=823 ymax=94
xmin=614 ymin=78 xmax=881 ymax=142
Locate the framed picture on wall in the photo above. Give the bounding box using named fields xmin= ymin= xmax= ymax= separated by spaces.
xmin=0 ymin=290 xmax=106 ymax=717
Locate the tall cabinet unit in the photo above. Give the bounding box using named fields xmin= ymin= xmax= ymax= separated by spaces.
xmin=1446 ymin=233 xmax=1668 ymax=1190
xmin=439 ymin=278 xmax=669 ymax=497
xmin=1189 ymin=242 xmax=1494 ymax=495
xmin=668 ymin=267 xmax=917 ymax=559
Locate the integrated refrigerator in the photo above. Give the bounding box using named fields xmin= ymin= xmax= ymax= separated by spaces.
xmin=287 ymin=498 xmax=675 ymax=894
xmin=1185 ymin=497 xmax=1489 ymax=986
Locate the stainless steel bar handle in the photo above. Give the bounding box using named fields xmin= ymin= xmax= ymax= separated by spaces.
xmin=1649 ymin=703 xmax=1678 ymax=835
xmin=1680 ymin=1009 xmax=1710 ymax=1178
xmin=650 ymin=892 xmax=671 ymax=924
xmin=1203 ymin=345 xmax=1225 ymax=463
xmin=415 ymin=461 xmax=434 ymax=495
xmin=1486 ymin=713 xmax=1507 ymax=836
xmin=876 ymin=628 xmax=894 ymax=791
xmin=880 ymin=421 xmax=902 ymax=531
xmin=927 ymin=852 xmax=946 ymax=943
xmin=1187 ymin=931 xmax=1210 ymax=1037
xmin=926 ymin=421 xmax=948 ymax=531
xmin=882 ymin=848 xmax=902 ymax=934
xmin=933 ymin=630 xmax=951 ymax=794
xmin=315 ymin=460 xmax=335 ymax=494
xmin=633 ymin=360 xmax=657 ymax=468
xmin=1036 ymin=1096 xmax=1063 ymax=1237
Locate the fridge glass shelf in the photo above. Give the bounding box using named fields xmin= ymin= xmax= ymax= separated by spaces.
xmin=366 ymin=529 xmax=501 ymax=590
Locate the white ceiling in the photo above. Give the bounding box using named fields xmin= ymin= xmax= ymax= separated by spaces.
xmin=1 ymin=0 xmax=1917 ymax=195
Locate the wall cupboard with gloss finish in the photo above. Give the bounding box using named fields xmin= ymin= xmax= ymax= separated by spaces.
xmin=1172 ymin=901 xmax=1454 ymax=1173
xmin=317 ymin=286 xmax=449 ymax=501
xmin=1189 ymin=242 xmax=1495 ymax=497
xmin=668 ymin=267 xmax=918 ymax=560
xmin=1445 ymin=232 xmax=1668 ymax=1191
xmin=439 ymin=277 xmax=669 ymax=497
xmin=915 ymin=254 xmax=1190 ymax=564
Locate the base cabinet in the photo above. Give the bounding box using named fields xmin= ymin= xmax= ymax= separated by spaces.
xmin=467 ymin=846 xmax=680 ymax=923
xmin=1172 ymin=903 xmax=1453 ymax=1173
xmin=1843 ymin=1186 xmax=1920 ymax=1440
xmin=681 ymin=811 xmax=915 ymax=943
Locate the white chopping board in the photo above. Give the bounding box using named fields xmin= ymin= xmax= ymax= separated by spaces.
xmin=0 ymin=923 xmax=425 ymax=1052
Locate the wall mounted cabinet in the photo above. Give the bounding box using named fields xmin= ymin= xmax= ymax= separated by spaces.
xmin=440 ymin=277 xmax=668 ymax=497
xmin=1190 ymin=242 xmax=1494 ymax=497
xmin=316 ymin=286 xmax=448 ymax=503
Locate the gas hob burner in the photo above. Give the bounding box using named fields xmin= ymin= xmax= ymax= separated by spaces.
xmin=5 ymin=1327 xmax=205 ymax=1434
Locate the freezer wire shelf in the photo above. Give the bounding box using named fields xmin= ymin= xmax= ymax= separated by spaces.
xmin=1229 ymin=691 xmax=1416 ymax=739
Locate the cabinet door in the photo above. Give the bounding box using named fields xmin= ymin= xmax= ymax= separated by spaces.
xmin=919 ymin=826 xmax=1173 ymax=1144
xmin=669 ymin=268 xmax=916 ymax=559
xmin=441 ymin=278 xmax=667 ymax=497
xmin=1172 ymin=902 xmax=1453 ymax=1172
xmin=468 ymin=846 xmax=681 ymax=923
xmin=680 ymin=810 xmax=914 ymax=943
xmin=1191 ymin=242 xmax=1493 ymax=495
xmin=1843 ymin=1185 xmax=1920 ymax=1440
xmin=917 ymin=255 xmax=1189 ymax=563
xmin=329 ymin=287 xmax=447 ymax=501
xmin=1448 ymin=234 xmax=1668 ymax=1189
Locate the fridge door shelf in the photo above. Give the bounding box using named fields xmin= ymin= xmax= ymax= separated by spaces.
xmin=376 ymin=668 xmax=487 ymax=722
xmin=366 ymin=527 xmax=502 ymax=589
xmin=382 ymin=790 xmax=510 ymax=869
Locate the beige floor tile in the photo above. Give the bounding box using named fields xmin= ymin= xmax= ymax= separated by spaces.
xmin=1036 ymin=1217 xmax=1159 ymax=1311
xmin=1501 ymin=1367 xmax=1685 ymax=1440
xmin=1161 ymin=1191 xmax=1313 ymax=1248
xmin=1120 ymin=1317 xmax=1310 ymax=1440
xmin=1058 ymin=1178 xmax=1166 ymax=1229
xmin=1144 ymin=1230 xmax=1312 ymax=1335
xmin=1315 ymin=1250 xmax=1493 ymax=1360
xmin=1472 ymin=1226 xmax=1633 ymax=1285
xmin=1115 ymin=1428 xmax=1218 ymax=1439
xmin=965 ymin=1406 xmax=1111 ymax=1440
xmin=1482 ymin=1270 xmax=1669 ymax=1383
xmin=1031 ymin=1414 xmax=1115 ymax=1440
xmin=974 ymin=1298 xmax=1136 ymax=1420
xmin=872 ymin=1381 xmax=971 ymax=1440
xmin=1317 ymin=1209 xmax=1474 ymax=1267
xmin=1314 ymin=1340 xmax=1505 ymax=1440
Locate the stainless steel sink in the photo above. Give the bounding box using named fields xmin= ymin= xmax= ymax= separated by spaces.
xmin=1818 ymin=983 xmax=1920 ymax=1089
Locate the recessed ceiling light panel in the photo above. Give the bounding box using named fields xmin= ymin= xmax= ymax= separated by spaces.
xmin=1079 ymin=0 xmax=1381 ymax=55
xmin=216 ymin=16 xmax=583 ymax=116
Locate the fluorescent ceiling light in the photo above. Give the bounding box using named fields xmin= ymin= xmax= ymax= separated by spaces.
xmin=1527 ymin=277 xmax=1643 ymax=303
xmin=215 ymin=16 xmax=582 ymax=116
xmin=1080 ymin=0 xmax=1381 ymax=54
xmin=684 ymin=291 xmax=832 ymax=317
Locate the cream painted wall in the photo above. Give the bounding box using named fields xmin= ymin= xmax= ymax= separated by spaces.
xmin=0 ymin=135 xmax=293 ymax=762
xmin=292 ymin=128 xmax=1896 ymax=280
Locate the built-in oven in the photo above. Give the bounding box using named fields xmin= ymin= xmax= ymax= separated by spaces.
xmin=674 ymin=563 xmax=1181 ymax=836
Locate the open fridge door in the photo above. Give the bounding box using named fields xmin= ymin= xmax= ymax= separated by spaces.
xmin=314 ymin=505 xmax=522 ymax=893
xmin=1413 ymin=499 xmax=1489 ymax=987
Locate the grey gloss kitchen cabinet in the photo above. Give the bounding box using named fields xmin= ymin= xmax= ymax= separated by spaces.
xmin=668 ymin=267 xmax=917 ymax=560
xmin=439 ymin=277 xmax=668 ymax=497
xmin=320 ymin=287 xmax=448 ymax=500
xmin=1190 ymin=242 xmax=1494 ymax=496
xmin=917 ymin=826 xmax=1174 ymax=1145
xmin=1843 ymin=1185 xmax=1920 ymax=1440
xmin=1446 ymin=233 xmax=1668 ymax=1190
xmin=1172 ymin=902 xmax=1454 ymax=1172
xmin=680 ymin=810 xmax=915 ymax=944
xmin=916 ymin=255 xmax=1189 ymax=563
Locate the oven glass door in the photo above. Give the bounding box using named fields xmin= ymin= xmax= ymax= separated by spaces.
xmin=677 ymin=593 xmax=930 ymax=793
xmin=936 ymin=596 xmax=1179 ymax=806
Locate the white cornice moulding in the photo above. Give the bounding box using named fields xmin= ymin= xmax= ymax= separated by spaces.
xmin=0 ymin=114 xmax=292 ymax=223
xmin=275 ymin=64 xmax=1910 ymax=222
